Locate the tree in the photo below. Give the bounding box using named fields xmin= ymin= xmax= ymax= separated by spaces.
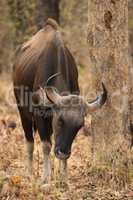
xmin=129 ymin=0 xmax=133 ymax=140
xmin=0 ymin=0 xmax=14 ymax=72
xmin=87 ymin=0 xmax=130 ymax=157
xmin=7 ymin=0 xmax=36 ymax=45
xmin=36 ymin=0 xmax=60 ymax=29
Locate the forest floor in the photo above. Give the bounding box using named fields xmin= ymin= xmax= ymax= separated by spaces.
xmin=0 ymin=74 xmax=133 ymax=200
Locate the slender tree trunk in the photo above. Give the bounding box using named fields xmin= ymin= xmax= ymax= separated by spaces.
xmin=7 ymin=0 xmax=36 ymax=45
xmin=87 ymin=0 xmax=130 ymax=155
xmin=36 ymin=0 xmax=60 ymax=29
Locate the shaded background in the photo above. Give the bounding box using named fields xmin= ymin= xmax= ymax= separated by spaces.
xmin=0 ymin=0 xmax=89 ymax=73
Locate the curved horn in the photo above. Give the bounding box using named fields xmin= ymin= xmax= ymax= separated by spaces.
xmin=45 ymin=72 xmax=62 ymax=104
xmin=86 ymin=83 xmax=107 ymax=112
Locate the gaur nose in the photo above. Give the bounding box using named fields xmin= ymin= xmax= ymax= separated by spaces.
xmin=60 ymin=147 xmax=68 ymax=155
xmin=55 ymin=147 xmax=71 ymax=160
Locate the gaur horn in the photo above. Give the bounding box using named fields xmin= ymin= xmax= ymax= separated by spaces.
xmin=86 ymin=83 xmax=107 ymax=112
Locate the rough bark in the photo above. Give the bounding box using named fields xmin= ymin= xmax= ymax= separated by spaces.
xmin=87 ymin=0 xmax=130 ymax=154
xmin=36 ymin=0 xmax=60 ymax=29
xmin=129 ymin=0 xmax=133 ymax=136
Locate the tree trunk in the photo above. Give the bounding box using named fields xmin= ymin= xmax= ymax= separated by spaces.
xmin=7 ymin=0 xmax=36 ymax=45
xmin=36 ymin=0 xmax=60 ymax=29
xmin=129 ymin=0 xmax=133 ymax=139
xmin=87 ymin=0 xmax=130 ymax=156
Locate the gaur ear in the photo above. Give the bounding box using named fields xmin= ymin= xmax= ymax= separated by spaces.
xmin=86 ymin=83 xmax=107 ymax=112
xmin=44 ymin=72 xmax=62 ymax=105
xmin=32 ymin=87 xmax=50 ymax=107
xmin=45 ymin=86 xmax=62 ymax=105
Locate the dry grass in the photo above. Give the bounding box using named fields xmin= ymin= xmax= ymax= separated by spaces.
xmin=0 ymin=72 xmax=133 ymax=200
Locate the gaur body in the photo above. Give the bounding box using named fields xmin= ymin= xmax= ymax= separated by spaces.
xmin=13 ymin=18 xmax=107 ymax=183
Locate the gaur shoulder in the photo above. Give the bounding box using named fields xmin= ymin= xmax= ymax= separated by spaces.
xmin=15 ymin=18 xmax=59 ymax=54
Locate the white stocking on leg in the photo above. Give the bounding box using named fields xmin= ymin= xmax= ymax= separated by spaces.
xmin=59 ymin=159 xmax=68 ymax=185
xmin=25 ymin=141 xmax=34 ymax=175
xmin=42 ymin=142 xmax=51 ymax=184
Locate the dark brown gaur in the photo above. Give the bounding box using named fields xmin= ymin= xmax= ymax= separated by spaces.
xmin=13 ymin=18 xmax=107 ymax=183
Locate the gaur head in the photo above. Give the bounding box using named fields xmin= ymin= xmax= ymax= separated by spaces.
xmin=33 ymin=73 xmax=107 ymax=160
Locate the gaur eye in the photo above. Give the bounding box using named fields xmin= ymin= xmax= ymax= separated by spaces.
xmin=77 ymin=120 xmax=84 ymax=130
xmin=79 ymin=124 xmax=83 ymax=129
xmin=58 ymin=117 xmax=64 ymax=127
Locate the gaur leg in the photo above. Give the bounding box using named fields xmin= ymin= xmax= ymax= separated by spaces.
xmin=18 ymin=108 xmax=34 ymax=175
xmin=59 ymin=159 xmax=68 ymax=184
xmin=14 ymin=89 xmax=34 ymax=175
xmin=35 ymin=115 xmax=53 ymax=183
xmin=54 ymin=158 xmax=68 ymax=187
